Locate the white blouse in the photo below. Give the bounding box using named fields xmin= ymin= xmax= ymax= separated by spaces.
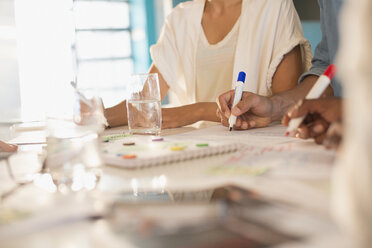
xmin=196 ymin=18 xmax=240 ymax=102
xmin=150 ymin=0 xmax=312 ymax=106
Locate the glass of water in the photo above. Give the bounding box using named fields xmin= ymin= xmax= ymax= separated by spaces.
xmin=45 ymin=117 xmax=102 ymax=194
xmin=127 ymin=73 xmax=162 ymax=135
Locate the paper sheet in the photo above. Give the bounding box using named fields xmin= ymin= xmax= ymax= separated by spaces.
xmin=177 ymin=123 xmax=300 ymax=146
xmin=175 ymin=124 xmax=335 ymax=179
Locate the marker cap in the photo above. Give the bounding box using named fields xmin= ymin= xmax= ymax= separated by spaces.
xmin=237 ymin=71 xmax=246 ymax=83
xmin=323 ymin=64 xmax=337 ymax=80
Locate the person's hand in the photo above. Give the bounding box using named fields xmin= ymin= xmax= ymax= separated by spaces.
xmin=0 ymin=140 xmax=18 ymax=152
xmin=323 ymin=121 xmax=343 ymax=149
xmin=162 ymin=104 xmax=203 ymax=129
xmin=216 ymin=90 xmax=272 ymax=130
xmin=282 ymin=98 xmax=342 ymax=146
xmin=74 ymin=97 xmax=108 ymax=129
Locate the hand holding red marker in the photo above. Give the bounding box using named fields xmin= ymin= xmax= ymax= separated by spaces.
xmin=285 ymin=64 xmax=337 ymax=136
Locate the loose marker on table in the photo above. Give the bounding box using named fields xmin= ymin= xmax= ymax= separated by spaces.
xmin=285 ymin=64 xmax=337 ymax=136
xmin=229 ymin=71 xmax=246 ymax=131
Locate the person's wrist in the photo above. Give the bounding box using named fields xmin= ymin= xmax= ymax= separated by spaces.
xmin=191 ymin=103 xmax=204 ymax=122
xmin=268 ymin=95 xmax=282 ymax=122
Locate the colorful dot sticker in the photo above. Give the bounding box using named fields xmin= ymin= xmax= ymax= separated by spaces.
xmin=196 ymin=143 xmax=209 ymax=147
xmin=152 ymin=137 xmax=164 ymax=142
xmin=123 ymin=142 xmax=135 ymax=146
xmin=170 ymin=146 xmax=185 ymax=151
xmin=122 ymin=154 xmax=137 ymax=159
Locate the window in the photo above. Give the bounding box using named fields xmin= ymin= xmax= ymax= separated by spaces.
xmin=10 ymin=0 xmax=168 ymax=122
xmin=73 ymin=0 xmax=134 ymax=91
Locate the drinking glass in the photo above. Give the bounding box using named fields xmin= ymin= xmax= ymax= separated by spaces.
xmin=45 ymin=89 xmax=105 ymax=194
xmin=127 ymin=73 xmax=162 ymax=135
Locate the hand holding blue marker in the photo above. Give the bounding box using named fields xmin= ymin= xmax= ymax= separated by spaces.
xmin=228 ymin=71 xmax=246 ymax=131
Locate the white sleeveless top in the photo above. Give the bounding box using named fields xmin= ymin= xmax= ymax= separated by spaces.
xmin=195 ymin=18 xmax=240 ymax=102
xmin=150 ymin=0 xmax=312 ymax=105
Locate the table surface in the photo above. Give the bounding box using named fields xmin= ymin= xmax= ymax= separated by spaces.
xmin=0 ymin=122 xmax=353 ymax=248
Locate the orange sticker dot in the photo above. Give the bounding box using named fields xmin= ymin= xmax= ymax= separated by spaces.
xmin=122 ymin=154 xmax=137 ymax=159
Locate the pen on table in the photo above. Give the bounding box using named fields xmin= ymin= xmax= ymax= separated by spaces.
xmin=13 ymin=142 xmax=46 ymax=146
xmin=70 ymin=81 xmax=92 ymax=107
xmin=285 ymin=64 xmax=337 ymax=136
xmin=229 ymin=71 xmax=246 ymax=131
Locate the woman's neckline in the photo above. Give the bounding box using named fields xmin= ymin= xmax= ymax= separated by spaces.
xmin=200 ymin=16 xmax=241 ymax=48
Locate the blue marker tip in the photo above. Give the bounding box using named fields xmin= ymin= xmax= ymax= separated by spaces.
xmin=237 ymin=71 xmax=246 ymax=83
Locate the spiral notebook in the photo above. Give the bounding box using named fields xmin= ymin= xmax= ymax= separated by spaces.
xmin=101 ymin=134 xmax=240 ymax=168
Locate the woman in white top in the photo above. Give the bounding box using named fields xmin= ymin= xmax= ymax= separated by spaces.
xmin=105 ymin=0 xmax=312 ymax=128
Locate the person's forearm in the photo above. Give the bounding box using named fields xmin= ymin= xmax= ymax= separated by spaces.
xmin=199 ymin=102 xmax=220 ymax=122
xmin=104 ymin=101 xmax=128 ymax=127
xmin=270 ymin=75 xmax=321 ymax=121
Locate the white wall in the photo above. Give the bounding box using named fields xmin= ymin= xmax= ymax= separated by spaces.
xmin=0 ymin=0 xmax=21 ymax=122
xmin=15 ymin=0 xmax=74 ymax=121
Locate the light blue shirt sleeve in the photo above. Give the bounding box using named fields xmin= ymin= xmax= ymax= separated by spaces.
xmin=298 ymin=0 xmax=344 ymax=97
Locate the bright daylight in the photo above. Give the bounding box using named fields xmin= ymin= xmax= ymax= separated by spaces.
xmin=0 ymin=0 xmax=371 ymax=248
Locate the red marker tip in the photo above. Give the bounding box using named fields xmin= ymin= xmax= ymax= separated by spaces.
xmin=285 ymin=131 xmax=290 ymax=137
xmin=323 ymin=64 xmax=337 ymax=80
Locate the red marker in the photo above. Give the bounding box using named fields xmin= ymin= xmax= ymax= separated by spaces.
xmin=286 ymin=64 xmax=337 ymax=136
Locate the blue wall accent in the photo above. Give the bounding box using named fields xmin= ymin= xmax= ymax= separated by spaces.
xmin=302 ymin=21 xmax=322 ymax=53
xmin=130 ymin=0 xmax=169 ymax=103
xmin=144 ymin=0 xmax=157 ymax=63
xmin=129 ymin=0 xmax=149 ymax=73
xmin=130 ymin=0 xmax=158 ymax=73
xmin=172 ymin=0 xmax=189 ymax=7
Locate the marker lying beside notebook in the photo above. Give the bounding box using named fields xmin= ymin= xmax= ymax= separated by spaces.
xmin=285 ymin=64 xmax=337 ymax=136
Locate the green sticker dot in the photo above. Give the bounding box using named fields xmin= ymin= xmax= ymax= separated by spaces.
xmin=196 ymin=143 xmax=209 ymax=147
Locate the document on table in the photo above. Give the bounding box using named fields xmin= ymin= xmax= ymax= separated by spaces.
xmin=175 ymin=123 xmax=335 ymax=178
xmin=95 ymin=124 xmax=336 ymax=217
xmin=0 ymin=194 xmax=102 ymax=240
xmin=163 ymin=124 xmax=334 ymax=211
xmin=9 ymin=131 xmax=46 ymax=145
xmin=102 ymin=124 xmax=335 ymax=187
xmin=178 ymin=123 xmax=301 ymax=146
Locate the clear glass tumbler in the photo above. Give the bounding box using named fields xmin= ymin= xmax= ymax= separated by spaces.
xmin=45 ymin=116 xmax=102 ymax=193
xmin=127 ymin=73 xmax=162 ymax=135
xmin=45 ymin=87 xmax=105 ymax=194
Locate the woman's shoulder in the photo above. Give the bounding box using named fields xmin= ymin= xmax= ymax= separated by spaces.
xmin=241 ymin=0 xmax=295 ymax=17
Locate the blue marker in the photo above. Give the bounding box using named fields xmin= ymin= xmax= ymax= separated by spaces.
xmin=228 ymin=71 xmax=246 ymax=131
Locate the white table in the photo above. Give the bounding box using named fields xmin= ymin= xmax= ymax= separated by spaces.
xmin=0 ymin=123 xmax=353 ymax=248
